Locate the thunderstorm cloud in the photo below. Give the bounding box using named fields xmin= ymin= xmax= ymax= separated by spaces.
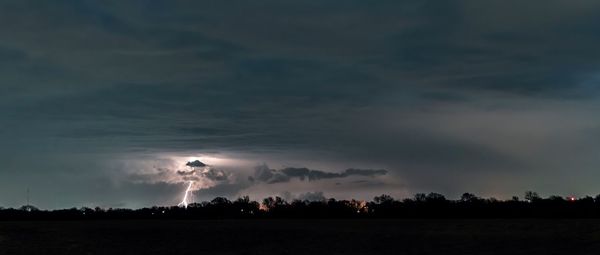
xmin=186 ymin=160 xmax=207 ymax=168
xmin=2 ymin=1 xmax=600 ymax=208
xmin=250 ymin=164 xmax=388 ymax=184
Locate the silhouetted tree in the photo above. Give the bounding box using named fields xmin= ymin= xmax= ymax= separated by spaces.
xmin=548 ymin=195 xmax=564 ymax=202
xmin=461 ymin=193 xmax=479 ymax=203
xmin=19 ymin=205 xmax=39 ymax=212
xmin=524 ymin=191 xmax=541 ymax=202
xmin=4 ymin=190 xmax=600 ymax=220
xmin=373 ymin=194 xmax=394 ymax=205
xmin=594 ymin=194 xmax=600 ymax=204
xmin=233 ymin=196 xmax=259 ymax=217
xmin=211 ymin=197 xmax=231 ymax=205
xmin=425 ymin=193 xmax=446 ymax=203
xmin=262 ymin=196 xmax=288 ymax=215
xmin=414 ymin=193 xmax=427 ymax=202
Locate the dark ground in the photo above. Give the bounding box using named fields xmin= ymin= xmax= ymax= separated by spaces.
xmin=1 ymin=219 xmax=600 ymax=254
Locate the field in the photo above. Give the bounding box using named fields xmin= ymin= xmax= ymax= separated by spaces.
xmin=2 ymin=219 xmax=600 ymax=254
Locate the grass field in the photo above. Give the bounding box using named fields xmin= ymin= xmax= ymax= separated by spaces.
xmin=2 ymin=219 xmax=600 ymax=254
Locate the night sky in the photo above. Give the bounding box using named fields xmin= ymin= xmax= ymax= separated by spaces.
xmin=2 ymin=1 xmax=600 ymax=209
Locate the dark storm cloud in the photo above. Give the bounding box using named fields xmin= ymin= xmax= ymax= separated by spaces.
xmin=0 ymin=46 xmax=27 ymax=62
xmin=202 ymin=168 xmax=229 ymax=182
xmin=186 ymin=160 xmax=207 ymax=168
xmin=251 ymin=164 xmax=387 ymax=184
xmin=3 ymin=0 xmax=600 ymax=208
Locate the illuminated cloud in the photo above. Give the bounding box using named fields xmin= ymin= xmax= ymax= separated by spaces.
xmin=176 ymin=170 xmax=196 ymax=176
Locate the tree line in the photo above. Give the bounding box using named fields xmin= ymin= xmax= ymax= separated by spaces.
xmin=3 ymin=191 xmax=600 ymax=220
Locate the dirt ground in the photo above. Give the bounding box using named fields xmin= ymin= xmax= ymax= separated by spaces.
xmin=1 ymin=219 xmax=600 ymax=254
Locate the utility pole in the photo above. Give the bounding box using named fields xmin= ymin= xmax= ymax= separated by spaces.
xmin=27 ymin=188 xmax=30 ymax=207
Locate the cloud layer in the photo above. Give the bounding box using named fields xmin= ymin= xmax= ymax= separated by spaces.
xmin=250 ymin=164 xmax=387 ymax=184
xmin=2 ymin=1 xmax=600 ymax=208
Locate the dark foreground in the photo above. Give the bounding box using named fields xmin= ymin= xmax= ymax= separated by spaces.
xmin=2 ymin=219 xmax=600 ymax=255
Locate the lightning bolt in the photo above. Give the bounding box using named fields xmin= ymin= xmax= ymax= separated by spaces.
xmin=178 ymin=181 xmax=194 ymax=208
